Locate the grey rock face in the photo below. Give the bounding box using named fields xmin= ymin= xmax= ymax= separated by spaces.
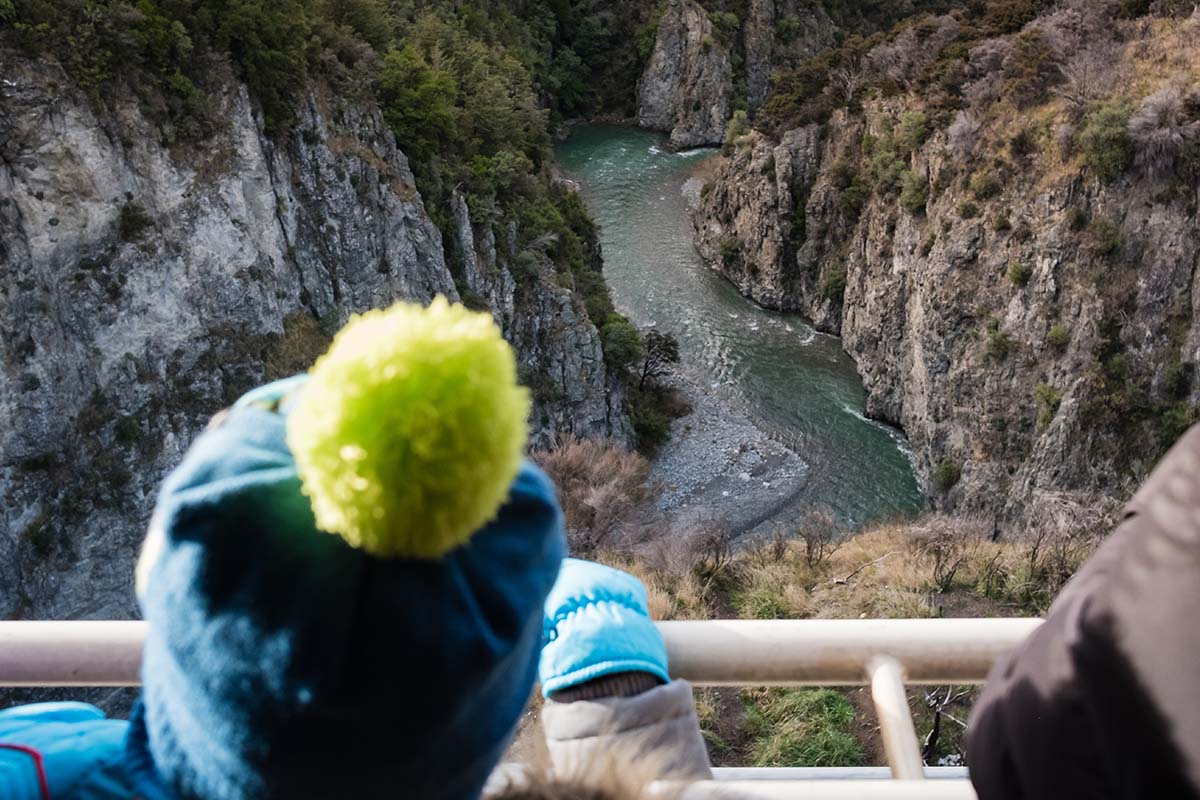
xmin=448 ymin=191 xmax=632 ymax=449
xmin=0 ymin=54 xmax=626 ymax=624
xmin=637 ymin=0 xmax=733 ymax=148
xmin=691 ymin=104 xmax=1200 ymax=527
xmin=691 ymin=126 xmax=821 ymax=309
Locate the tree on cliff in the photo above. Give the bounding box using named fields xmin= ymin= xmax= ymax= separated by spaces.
xmin=638 ymin=329 xmax=680 ymax=389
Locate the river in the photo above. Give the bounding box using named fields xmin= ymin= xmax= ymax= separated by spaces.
xmin=556 ymin=125 xmax=923 ymax=531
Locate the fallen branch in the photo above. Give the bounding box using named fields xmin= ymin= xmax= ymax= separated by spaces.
xmin=832 ymin=551 xmax=900 ymax=585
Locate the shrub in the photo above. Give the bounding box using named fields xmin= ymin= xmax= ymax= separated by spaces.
xmin=1066 ymin=207 xmax=1089 ymax=231
xmin=723 ymin=109 xmax=750 ymax=154
xmin=820 ymin=269 xmax=847 ymax=302
xmin=992 ymin=213 xmax=1012 ymax=232
xmin=895 ymin=110 xmax=929 ymax=152
xmin=265 ymin=312 xmax=333 ymax=380
xmin=931 ymin=459 xmax=962 ymax=493
xmin=1046 ymin=324 xmax=1071 ymax=350
xmin=987 ymin=328 xmax=1012 ymax=360
xmin=1034 ymin=383 xmax=1064 ymax=427
xmin=118 ymin=203 xmax=151 ymax=242
xmin=743 ymin=688 xmax=866 ymax=768
xmin=1002 ymin=27 xmax=1062 ymax=108
xmin=899 ymin=170 xmax=929 ymax=213
xmin=1006 ymin=260 xmax=1032 ymax=286
xmin=1086 ymin=217 xmax=1122 ymax=256
xmin=1075 ymin=98 xmax=1135 ymax=181
xmin=629 ymin=383 xmax=691 ymax=455
xmin=957 ymin=201 xmax=979 ymax=219
xmin=829 ymin=158 xmax=858 ymax=189
xmin=838 ymin=179 xmax=870 ymax=219
xmin=1155 ymin=402 xmax=1198 ymax=451
xmin=1010 ymin=128 xmax=1036 ymax=157
xmin=533 ymin=436 xmax=655 ymax=552
xmin=600 ymin=314 xmax=642 ymax=371
xmin=719 ymin=237 xmax=741 ymax=263
xmin=1128 ymin=84 xmax=1200 ymax=180
xmin=969 ymin=171 xmax=1002 ymax=200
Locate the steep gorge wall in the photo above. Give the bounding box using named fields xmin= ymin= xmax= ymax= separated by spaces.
xmin=692 ymin=94 xmax=1200 ymax=526
xmin=0 ymin=54 xmax=627 ymax=622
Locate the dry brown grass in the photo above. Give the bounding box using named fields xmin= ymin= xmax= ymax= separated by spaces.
xmin=263 ymin=312 xmax=331 ymax=380
xmin=533 ymin=436 xmax=659 ymax=553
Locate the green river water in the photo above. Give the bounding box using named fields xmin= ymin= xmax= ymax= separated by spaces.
xmin=556 ymin=125 xmax=924 ymax=526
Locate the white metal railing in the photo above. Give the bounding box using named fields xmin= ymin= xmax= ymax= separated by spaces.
xmin=0 ymin=618 xmax=1041 ymax=799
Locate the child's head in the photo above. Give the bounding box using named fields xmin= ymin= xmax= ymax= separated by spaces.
xmin=132 ymin=300 xmax=564 ymax=800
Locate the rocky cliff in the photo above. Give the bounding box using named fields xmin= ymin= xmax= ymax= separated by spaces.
xmin=692 ymin=10 xmax=1200 ymax=526
xmin=637 ymin=0 xmax=836 ymax=147
xmin=637 ymin=0 xmax=733 ymax=147
xmin=0 ymin=53 xmax=628 ymax=623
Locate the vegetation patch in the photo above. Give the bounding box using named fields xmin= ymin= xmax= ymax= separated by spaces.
xmin=743 ymin=689 xmax=866 ymax=768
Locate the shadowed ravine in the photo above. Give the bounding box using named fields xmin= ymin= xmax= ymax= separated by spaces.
xmin=556 ymin=125 xmax=924 ymax=530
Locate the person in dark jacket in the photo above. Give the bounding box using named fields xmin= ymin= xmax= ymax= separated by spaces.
xmin=968 ymin=426 xmax=1200 ymax=799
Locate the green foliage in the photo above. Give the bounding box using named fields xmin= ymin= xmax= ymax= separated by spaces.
xmin=820 ymin=269 xmax=847 ymax=302
xmin=600 ymin=314 xmax=643 ymax=371
xmin=118 ymin=202 xmax=151 ymax=242
xmin=1006 ymin=259 xmax=1032 ymax=287
xmin=776 ymin=13 xmax=801 ymax=42
xmin=1086 ymin=217 xmax=1123 ymax=257
xmin=376 ymin=45 xmax=458 ymax=166
xmin=1046 ymin=324 xmax=1070 ymax=350
xmin=899 ymin=170 xmax=928 ymax=213
xmin=1076 ymin=98 xmax=1135 ymax=181
xmin=931 ymin=459 xmax=961 ymax=493
xmin=0 ymin=0 xmax=14 ymax=21
xmin=707 ymin=10 xmax=740 ymax=43
xmin=957 ymin=201 xmax=979 ymax=219
xmin=628 ymin=380 xmax=691 ymax=455
xmin=969 ymin=171 xmax=1002 ymax=200
xmin=719 ymin=237 xmax=741 ymax=263
xmin=986 ymin=321 xmax=1012 ymax=360
xmin=894 ymin=110 xmax=929 ymax=153
xmin=992 ymin=213 xmax=1011 ymax=232
xmin=743 ymin=688 xmax=866 ymax=768
xmin=723 ymin=109 xmax=750 ymax=154
xmin=1067 ymin=207 xmax=1089 ymax=231
xmin=839 ymin=179 xmax=870 ymax=218
xmin=1155 ymin=401 xmax=1198 ymax=450
xmin=1034 ymin=383 xmax=1063 ymax=427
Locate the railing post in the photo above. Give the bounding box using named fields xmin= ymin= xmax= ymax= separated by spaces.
xmin=866 ymin=655 xmax=925 ymax=781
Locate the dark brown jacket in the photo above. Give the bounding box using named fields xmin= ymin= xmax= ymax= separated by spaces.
xmin=968 ymin=427 xmax=1200 ymax=799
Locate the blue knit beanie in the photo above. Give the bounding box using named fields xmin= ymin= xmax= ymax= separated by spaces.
xmin=132 ymin=389 xmax=564 ymax=800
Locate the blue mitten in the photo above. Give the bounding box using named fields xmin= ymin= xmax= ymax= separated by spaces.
xmin=539 ymin=558 xmax=669 ymax=697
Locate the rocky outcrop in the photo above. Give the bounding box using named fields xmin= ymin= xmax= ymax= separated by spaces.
xmin=637 ymin=0 xmax=733 ymax=148
xmin=692 ymin=102 xmax=1200 ymax=528
xmin=0 ymin=53 xmax=627 ymax=624
xmin=691 ymin=126 xmax=821 ymax=309
xmin=449 ymin=191 xmax=632 ymax=449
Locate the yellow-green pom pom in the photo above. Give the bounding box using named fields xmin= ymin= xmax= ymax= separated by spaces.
xmin=286 ymin=297 xmax=530 ymax=559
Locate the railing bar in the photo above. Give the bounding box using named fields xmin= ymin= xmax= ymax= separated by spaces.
xmin=866 ymin=656 xmax=925 ymax=781
xmin=0 ymin=619 xmax=1040 ymax=688
xmin=665 ymin=779 xmax=978 ymax=799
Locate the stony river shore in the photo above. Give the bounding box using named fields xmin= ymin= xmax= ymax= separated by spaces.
xmin=650 ymin=365 xmax=811 ymax=541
